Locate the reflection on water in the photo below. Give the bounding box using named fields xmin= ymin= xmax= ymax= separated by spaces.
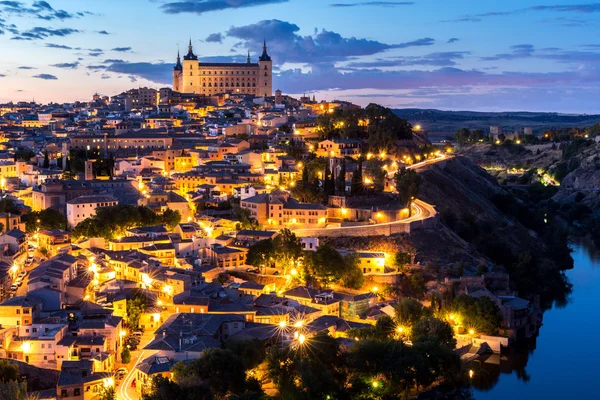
xmin=472 ymin=243 xmax=600 ymax=399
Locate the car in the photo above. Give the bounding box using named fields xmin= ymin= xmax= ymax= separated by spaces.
xmin=273 ymin=271 xmax=280 ymax=275
xmin=245 ymin=268 xmax=255 ymax=272
xmin=127 ymin=343 xmax=138 ymax=351
xmin=126 ymin=337 xmax=140 ymax=344
xmin=132 ymin=330 xmax=143 ymax=336
xmin=116 ymin=367 xmax=128 ymax=376
xmin=10 ymin=285 xmax=17 ymax=291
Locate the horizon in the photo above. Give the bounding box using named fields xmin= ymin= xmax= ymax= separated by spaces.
xmin=0 ymin=0 xmax=599 ymax=113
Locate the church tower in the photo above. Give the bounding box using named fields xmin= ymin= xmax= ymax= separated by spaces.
xmin=181 ymin=39 xmax=199 ymax=93
xmin=173 ymin=49 xmax=182 ymax=92
xmin=258 ymin=40 xmax=273 ymax=97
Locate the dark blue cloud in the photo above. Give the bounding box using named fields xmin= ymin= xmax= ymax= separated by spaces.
xmin=0 ymin=0 xmax=88 ymax=21
xmin=12 ymin=27 xmax=79 ymax=40
xmin=18 ymin=66 xmax=36 ymax=69
xmin=346 ymin=52 xmax=470 ymax=68
xmin=111 ymin=47 xmax=132 ymax=52
xmin=205 ymin=32 xmax=223 ymax=43
xmin=97 ymin=30 xmax=110 ymax=35
xmin=444 ymin=3 xmax=600 ymax=23
xmin=88 ymin=52 xmax=103 ymax=57
xmin=50 ymin=62 xmax=79 ymax=69
xmin=447 ymin=38 xmax=459 ymax=43
xmin=0 ymin=73 xmax=6 ymax=77
xmin=160 ymin=0 xmax=289 ymax=15
xmin=44 ymin=43 xmax=75 ymax=49
xmin=224 ymin=19 xmax=434 ymax=63
xmin=330 ymin=1 xmax=414 ymax=7
xmin=32 ymin=73 xmax=57 ymax=80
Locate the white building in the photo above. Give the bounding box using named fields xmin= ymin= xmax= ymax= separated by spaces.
xmin=66 ymin=195 xmax=118 ymax=228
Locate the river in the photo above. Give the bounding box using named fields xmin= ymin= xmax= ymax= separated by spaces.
xmin=472 ymin=243 xmax=600 ymax=399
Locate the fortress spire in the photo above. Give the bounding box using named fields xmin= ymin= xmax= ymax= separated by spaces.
xmin=183 ymin=37 xmax=198 ymax=61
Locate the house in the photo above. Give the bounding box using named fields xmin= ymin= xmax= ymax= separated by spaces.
xmin=240 ymin=190 xmax=327 ymax=228
xmin=38 ymin=230 xmax=71 ymax=257
xmin=282 ymin=286 xmax=341 ymax=317
xmin=317 ymin=138 xmax=362 ymax=158
xmin=0 ymin=295 xmax=42 ymax=327
xmin=56 ymin=360 xmax=114 ymax=400
xmin=66 ymin=195 xmax=118 ymax=228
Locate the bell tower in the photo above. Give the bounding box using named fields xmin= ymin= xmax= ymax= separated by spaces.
xmin=182 ymin=38 xmax=199 ymax=93
xmin=258 ymin=40 xmax=273 ymax=97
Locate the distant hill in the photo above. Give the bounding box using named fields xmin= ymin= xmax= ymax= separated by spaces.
xmin=393 ymin=108 xmax=600 ymax=137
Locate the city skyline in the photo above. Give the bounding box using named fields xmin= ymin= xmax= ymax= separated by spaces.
xmin=1 ymin=0 xmax=600 ymax=112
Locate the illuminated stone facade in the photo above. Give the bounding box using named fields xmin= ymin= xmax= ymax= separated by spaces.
xmin=173 ymin=40 xmax=273 ymax=97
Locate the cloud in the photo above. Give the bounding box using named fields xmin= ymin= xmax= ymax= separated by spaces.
xmin=205 ymin=32 xmax=223 ymax=43
xmin=32 ymin=73 xmax=58 ymax=80
xmin=87 ymin=65 xmax=105 ymax=71
xmin=111 ymin=46 xmax=132 ymax=52
xmin=160 ymin=0 xmax=288 ymax=15
xmin=0 ymin=73 xmax=6 ymax=77
xmin=480 ymin=44 xmax=600 ymax=65
xmin=276 ymin=63 xmax=600 ymax=95
xmin=12 ymin=26 xmax=79 ymax=40
xmin=346 ymin=51 xmax=470 ymax=68
xmin=330 ymin=1 xmax=414 ymax=7
xmin=18 ymin=66 xmax=36 ymax=70
xmin=444 ymin=3 xmax=600 ymax=23
xmin=103 ymin=60 xmax=172 ymax=83
xmin=88 ymin=52 xmax=103 ymax=57
xmin=447 ymin=38 xmax=459 ymax=43
xmin=0 ymin=0 xmax=90 ymax=21
xmin=224 ymin=19 xmax=434 ymax=63
xmin=50 ymin=62 xmax=79 ymax=69
xmin=480 ymin=44 xmax=535 ymax=61
xmin=97 ymin=30 xmax=110 ymax=35
xmin=44 ymin=43 xmax=74 ymax=49
xmin=100 ymin=74 xmax=110 ymax=79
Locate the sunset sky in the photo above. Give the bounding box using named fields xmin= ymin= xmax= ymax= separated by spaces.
xmin=1 ymin=0 xmax=599 ymax=112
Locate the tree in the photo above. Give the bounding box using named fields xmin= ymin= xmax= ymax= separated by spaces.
xmin=99 ymin=386 xmax=116 ymax=400
xmin=24 ymin=209 xmax=67 ymax=233
xmin=121 ymin=346 xmax=131 ymax=364
xmin=450 ymin=294 xmax=502 ymax=335
xmin=126 ymin=293 xmax=148 ymax=330
xmin=393 ymin=298 xmax=426 ymax=328
xmin=411 ymin=317 xmax=456 ymax=349
xmin=245 ymin=239 xmax=274 ymax=269
xmin=160 ymin=209 xmax=181 ymax=231
xmin=177 ymin=348 xmax=246 ymax=397
xmin=454 ymin=128 xmax=471 ymax=146
xmin=340 ymin=253 xmax=365 ymax=289
xmin=394 ymin=252 xmax=411 ymax=268
xmin=272 ymin=229 xmax=303 ymax=275
xmin=336 ymin=158 xmax=346 ymax=194
xmin=0 ymin=360 xmax=27 ymax=400
xmin=350 ymin=159 xmax=363 ymax=196
xmin=307 ymin=244 xmax=347 ymax=287
xmin=42 ymin=151 xmax=50 ymax=169
xmin=232 ymin=206 xmax=259 ymax=230
xmin=394 ymin=167 xmax=422 ymax=215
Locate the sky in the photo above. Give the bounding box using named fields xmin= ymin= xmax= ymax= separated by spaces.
xmin=0 ymin=0 xmax=599 ymax=113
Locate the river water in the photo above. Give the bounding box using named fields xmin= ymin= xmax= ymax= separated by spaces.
xmin=472 ymin=244 xmax=600 ymax=399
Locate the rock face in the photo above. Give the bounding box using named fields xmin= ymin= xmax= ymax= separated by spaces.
xmin=553 ymin=142 xmax=600 ymax=209
xmin=413 ymin=156 xmax=545 ymax=264
xmin=459 ymin=142 xmax=562 ymax=171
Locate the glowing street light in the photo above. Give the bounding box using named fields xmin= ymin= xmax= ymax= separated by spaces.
xmin=279 ymin=320 xmax=287 ymax=328
xmin=290 ymin=268 xmax=298 ymax=276
xmin=469 ymin=329 xmax=475 ymax=335
xmin=372 ymin=380 xmax=380 ymax=389
xmin=293 ymin=320 xmax=304 ymax=328
xmin=372 ymin=286 xmax=379 ymax=293
xmin=21 ymin=342 xmax=31 ymax=353
xmin=297 ymin=334 xmax=306 ymax=344
xmin=120 ymin=329 xmax=127 ymax=338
